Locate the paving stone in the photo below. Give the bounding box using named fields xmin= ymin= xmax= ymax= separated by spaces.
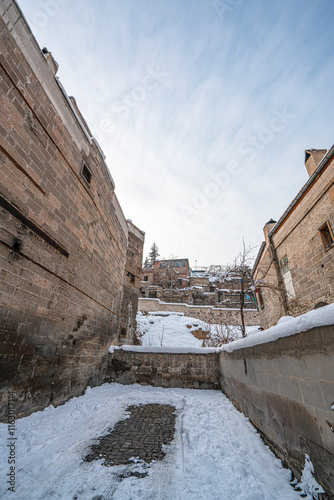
xmin=84 ymin=404 xmax=176 ymax=466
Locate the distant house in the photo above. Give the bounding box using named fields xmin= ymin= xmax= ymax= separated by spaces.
xmin=253 ymin=146 xmax=334 ymax=328
xmin=140 ymin=260 xmax=256 ymax=309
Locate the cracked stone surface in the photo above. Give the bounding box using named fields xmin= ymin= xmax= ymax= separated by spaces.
xmin=85 ymin=404 xmax=176 ymax=466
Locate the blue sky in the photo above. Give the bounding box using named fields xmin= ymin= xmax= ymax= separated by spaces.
xmin=18 ymin=0 xmax=334 ymax=266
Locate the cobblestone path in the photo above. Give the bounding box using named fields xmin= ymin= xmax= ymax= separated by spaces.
xmin=85 ymin=404 xmax=176 ymax=467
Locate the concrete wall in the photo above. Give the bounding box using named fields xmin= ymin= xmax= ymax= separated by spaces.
xmin=106 ymin=349 xmax=220 ymax=390
xmin=0 ymin=1 xmax=143 ymax=419
xmin=138 ymin=298 xmax=260 ymax=326
xmin=219 ymin=325 xmax=334 ymax=494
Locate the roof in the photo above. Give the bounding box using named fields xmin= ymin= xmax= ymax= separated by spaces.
xmin=269 ymin=144 xmax=334 ymax=238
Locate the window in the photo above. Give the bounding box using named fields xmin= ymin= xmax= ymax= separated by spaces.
xmin=119 ymin=327 xmax=126 ymax=338
xmin=149 ymin=291 xmax=157 ymax=298
xmin=144 ymin=276 xmax=148 ymax=282
xmin=319 ymin=221 xmax=334 ymax=250
xmin=81 ymin=164 xmax=92 ymax=185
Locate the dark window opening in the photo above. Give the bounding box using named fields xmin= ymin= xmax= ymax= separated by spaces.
xmin=314 ymin=301 xmax=328 ymax=309
xmin=12 ymin=237 xmax=22 ymax=252
xmin=149 ymin=291 xmax=157 ymax=298
xmin=120 ymin=327 xmax=126 ymax=338
xmin=319 ymin=221 xmax=334 ymax=250
xmin=82 ymin=164 xmax=92 ymax=185
xmin=144 ymin=276 xmax=149 ymax=281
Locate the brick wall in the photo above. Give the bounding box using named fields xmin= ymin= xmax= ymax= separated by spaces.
xmin=138 ymin=298 xmax=260 ymax=326
xmin=0 ymin=2 xmax=143 ymax=419
xmin=219 ymin=325 xmax=334 ymax=494
xmin=106 ymin=349 xmax=220 ymax=390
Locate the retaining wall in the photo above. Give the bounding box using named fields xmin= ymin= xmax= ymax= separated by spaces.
xmin=106 ymin=349 xmax=220 ymax=390
xmin=219 ymin=325 xmax=334 ymax=494
xmin=138 ymin=298 xmax=260 ymax=326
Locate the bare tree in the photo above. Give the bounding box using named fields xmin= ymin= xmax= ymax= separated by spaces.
xmin=221 ymin=240 xmax=257 ymax=336
xmin=224 ymin=240 xmax=289 ymax=335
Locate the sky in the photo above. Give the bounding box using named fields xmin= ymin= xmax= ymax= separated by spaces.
xmin=18 ymin=0 xmax=334 ymax=267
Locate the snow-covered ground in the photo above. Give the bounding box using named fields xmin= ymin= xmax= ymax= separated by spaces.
xmin=136 ymin=311 xmax=255 ymax=347
xmin=0 ymin=383 xmax=319 ymax=499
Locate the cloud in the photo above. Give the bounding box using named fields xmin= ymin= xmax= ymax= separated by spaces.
xmin=18 ymin=0 xmax=334 ymax=266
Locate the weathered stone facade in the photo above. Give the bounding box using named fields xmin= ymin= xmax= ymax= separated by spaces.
xmin=119 ymin=221 xmax=145 ymax=345
xmin=253 ymin=147 xmax=334 ymax=328
xmin=138 ymin=298 xmax=260 ymax=326
xmin=0 ymin=1 xmax=143 ymax=419
xmin=141 ymin=266 xmax=256 ymax=310
xmin=219 ymin=325 xmax=334 ymax=495
xmin=106 ymin=349 xmax=220 ymax=390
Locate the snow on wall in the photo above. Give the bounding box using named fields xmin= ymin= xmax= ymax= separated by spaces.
xmin=219 ymin=303 xmax=334 ymax=352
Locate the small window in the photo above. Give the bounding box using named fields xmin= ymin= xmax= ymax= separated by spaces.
xmin=144 ymin=276 xmax=148 ymax=282
xmin=120 ymin=327 xmax=126 ymax=338
xmin=319 ymin=221 xmax=334 ymax=250
xmin=149 ymin=291 xmax=157 ymax=298
xmin=82 ymin=164 xmax=92 ymax=185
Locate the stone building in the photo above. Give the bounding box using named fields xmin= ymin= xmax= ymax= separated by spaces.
xmin=0 ymin=1 xmax=144 ymax=419
xmin=140 ymin=263 xmax=256 ymax=309
xmin=119 ymin=221 xmax=145 ymax=345
xmin=253 ymin=147 xmax=334 ymax=328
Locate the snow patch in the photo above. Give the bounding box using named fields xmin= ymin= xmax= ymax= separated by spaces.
xmin=219 ymin=303 xmax=334 ymax=352
xmin=297 ymin=454 xmax=325 ymax=499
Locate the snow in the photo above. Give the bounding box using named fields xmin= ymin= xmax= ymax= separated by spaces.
xmin=139 ymin=298 xmax=251 ymax=311
xmin=277 ymin=315 xmax=295 ymax=324
xmin=298 ymin=454 xmax=324 ymax=498
xmin=0 ymin=383 xmax=313 ymax=499
xmin=135 ymin=312 xmax=257 ymax=348
xmin=136 ymin=311 xmax=207 ymax=348
xmin=219 ymin=303 xmax=334 ymax=352
xmin=111 ymin=345 xmax=216 ymax=354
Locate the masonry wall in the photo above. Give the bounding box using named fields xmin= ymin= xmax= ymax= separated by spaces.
xmin=119 ymin=222 xmax=145 ymax=345
xmin=0 ymin=2 xmax=137 ymax=419
xmin=106 ymin=350 xmax=220 ymax=390
xmin=219 ymin=325 xmax=334 ymax=494
xmin=138 ymin=298 xmax=260 ymax=326
xmin=254 ymin=157 xmax=334 ymax=328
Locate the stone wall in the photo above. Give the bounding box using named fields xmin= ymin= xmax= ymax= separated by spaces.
xmin=253 ymin=151 xmax=334 ymax=328
xmin=106 ymin=349 xmax=220 ymax=390
xmin=119 ymin=222 xmax=145 ymax=345
xmin=138 ymin=298 xmax=260 ymax=326
xmin=0 ymin=2 xmax=143 ymax=420
xmin=219 ymin=325 xmax=334 ymax=494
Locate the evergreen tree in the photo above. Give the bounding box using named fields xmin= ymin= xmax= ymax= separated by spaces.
xmin=148 ymin=242 xmax=160 ymax=266
xmin=143 ymin=257 xmax=150 ymax=268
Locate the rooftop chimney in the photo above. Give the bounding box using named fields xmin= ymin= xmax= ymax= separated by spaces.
xmin=305 ymin=149 xmax=327 ymax=177
xmin=263 ymin=219 xmax=276 ymax=243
